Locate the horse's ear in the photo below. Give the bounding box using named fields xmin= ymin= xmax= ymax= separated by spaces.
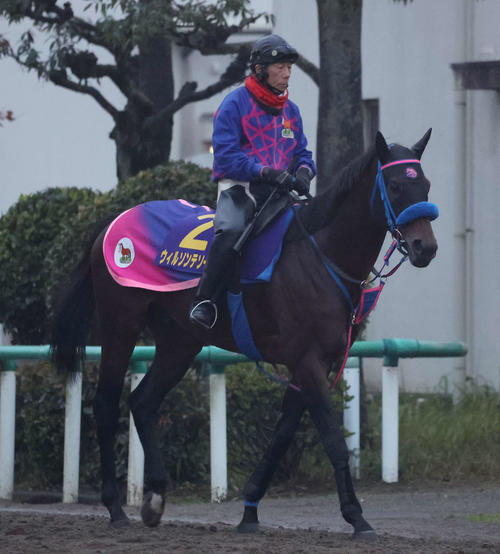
xmin=375 ymin=131 xmax=390 ymax=162
xmin=412 ymin=128 xmax=432 ymax=159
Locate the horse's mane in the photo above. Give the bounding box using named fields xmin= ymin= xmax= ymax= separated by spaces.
xmin=285 ymin=146 xmax=377 ymax=241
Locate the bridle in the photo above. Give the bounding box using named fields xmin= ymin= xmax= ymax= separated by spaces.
xmin=370 ymin=158 xmax=439 ymax=255
xmin=293 ymin=156 xmax=440 ymax=295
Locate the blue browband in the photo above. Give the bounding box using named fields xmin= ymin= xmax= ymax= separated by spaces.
xmin=371 ymin=162 xmax=439 ymax=234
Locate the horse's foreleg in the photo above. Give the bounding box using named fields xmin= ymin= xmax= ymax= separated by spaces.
xmin=300 ymin=360 xmax=377 ymax=540
xmin=129 ymin=327 xmax=202 ymax=528
xmin=238 ymin=385 xmax=306 ymax=533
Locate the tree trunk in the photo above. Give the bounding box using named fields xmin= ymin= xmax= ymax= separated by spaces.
xmin=112 ymin=37 xmax=174 ymax=181
xmin=315 ymin=0 xmax=363 ymax=193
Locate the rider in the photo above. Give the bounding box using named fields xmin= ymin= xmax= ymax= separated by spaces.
xmin=189 ymin=34 xmax=316 ymax=329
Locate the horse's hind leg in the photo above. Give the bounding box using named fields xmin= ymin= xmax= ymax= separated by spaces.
xmin=129 ymin=312 xmax=203 ymax=527
xmin=94 ymin=314 xmax=145 ymax=527
xmin=238 ymin=385 xmax=306 ymax=533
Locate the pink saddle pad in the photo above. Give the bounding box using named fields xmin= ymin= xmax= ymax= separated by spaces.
xmin=103 ymin=199 xmax=294 ymax=292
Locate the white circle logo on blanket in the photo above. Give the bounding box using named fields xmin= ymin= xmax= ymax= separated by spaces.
xmin=114 ymin=238 xmax=135 ymax=268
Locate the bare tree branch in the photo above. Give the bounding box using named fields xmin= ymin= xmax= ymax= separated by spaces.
xmin=47 ymin=69 xmax=120 ymax=119
xmin=23 ymin=3 xmax=119 ymax=53
xmin=4 ymin=42 xmax=119 ymax=119
xmin=145 ymin=45 xmax=251 ymax=130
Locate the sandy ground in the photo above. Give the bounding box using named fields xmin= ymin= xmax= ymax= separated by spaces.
xmin=1 ymin=483 xmax=499 ymax=553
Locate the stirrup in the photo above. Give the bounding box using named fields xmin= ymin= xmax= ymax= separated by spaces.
xmin=189 ymin=299 xmax=218 ymax=330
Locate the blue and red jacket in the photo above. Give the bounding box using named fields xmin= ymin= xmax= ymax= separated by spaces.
xmin=212 ymin=86 xmax=316 ymax=182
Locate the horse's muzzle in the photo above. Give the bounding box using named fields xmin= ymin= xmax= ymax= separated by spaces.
xmin=401 ymin=219 xmax=438 ymax=268
xmin=408 ymin=237 xmax=438 ymax=267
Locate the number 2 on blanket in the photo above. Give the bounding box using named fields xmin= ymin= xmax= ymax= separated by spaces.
xmin=179 ymin=214 xmax=215 ymax=251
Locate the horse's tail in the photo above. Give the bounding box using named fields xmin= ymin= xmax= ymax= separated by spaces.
xmin=51 ymin=216 xmax=115 ymax=376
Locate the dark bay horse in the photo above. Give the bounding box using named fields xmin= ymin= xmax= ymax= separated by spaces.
xmin=51 ymin=130 xmax=438 ymax=539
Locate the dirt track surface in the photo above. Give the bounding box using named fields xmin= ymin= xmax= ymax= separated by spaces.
xmin=1 ymin=483 xmax=499 ymax=553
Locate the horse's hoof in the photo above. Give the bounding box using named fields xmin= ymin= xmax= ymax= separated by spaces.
xmin=108 ymin=505 xmax=130 ymax=528
xmin=237 ymin=521 xmax=260 ymax=534
xmin=141 ymin=492 xmax=165 ymax=527
xmin=352 ymin=529 xmax=378 ymax=541
xmin=110 ymin=517 xmax=130 ymax=529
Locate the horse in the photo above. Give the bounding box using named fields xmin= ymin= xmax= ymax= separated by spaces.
xmin=51 ymin=130 xmax=438 ymax=539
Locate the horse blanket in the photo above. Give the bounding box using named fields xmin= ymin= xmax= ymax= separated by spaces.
xmin=103 ymin=199 xmax=294 ymax=292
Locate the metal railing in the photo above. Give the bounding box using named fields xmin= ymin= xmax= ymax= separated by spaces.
xmin=0 ymin=339 xmax=466 ymax=504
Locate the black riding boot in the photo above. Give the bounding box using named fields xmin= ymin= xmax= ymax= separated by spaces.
xmin=189 ymin=184 xmax=255 ymax=329
xmin=189 ymin=231 xmax=239 ymax=329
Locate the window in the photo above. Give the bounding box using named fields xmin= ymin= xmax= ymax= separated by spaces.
xmin=199 ymin=112 xmax=214 ymax=153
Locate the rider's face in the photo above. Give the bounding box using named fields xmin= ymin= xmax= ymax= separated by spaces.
xmin=257 ymin=62 xmax=293 ymax=93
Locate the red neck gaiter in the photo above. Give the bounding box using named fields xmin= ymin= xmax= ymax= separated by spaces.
xmin=245 ymin=75 xmax=289 ymax=109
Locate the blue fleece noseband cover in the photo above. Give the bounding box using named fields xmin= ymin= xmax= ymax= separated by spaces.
xmin=396 ymin=201 xmax=439 ymax=226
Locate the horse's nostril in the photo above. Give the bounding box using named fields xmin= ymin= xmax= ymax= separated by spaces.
xmin=412 ymin=239 xmax=423 ymax=254
xmin=411 ymin=238 xmax=437 ymax=261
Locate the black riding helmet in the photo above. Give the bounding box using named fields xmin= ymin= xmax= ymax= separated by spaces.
xmin=249 ymin=34 xmax=299 ymax=70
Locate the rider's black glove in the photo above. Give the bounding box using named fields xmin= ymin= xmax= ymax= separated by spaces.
xmin=261 ymin=167 xmax=296 ymax=193
xmin=294 ymin=166 xmax=313 ymax=196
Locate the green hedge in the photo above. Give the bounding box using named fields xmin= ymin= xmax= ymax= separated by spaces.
xmin=0 ymin=188 xmax=98 ymax=344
